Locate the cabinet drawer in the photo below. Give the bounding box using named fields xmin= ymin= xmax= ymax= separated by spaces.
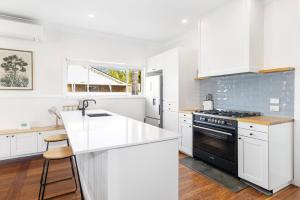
xmin=238 ymin=122 xmax=268 ymax=133
xmin=179 ymin=113 xmax=192 ymax=119
xmin=179 ymin=117 xmax=192 ymax=124
xmin=239 ymin=128 xmax=268 ymax=141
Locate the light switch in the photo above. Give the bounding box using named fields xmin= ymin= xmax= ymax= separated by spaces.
xmin=270 ymin=105 xmax=280 ymax=112
xmin=270 ymin=98 xmax=280 ymax=104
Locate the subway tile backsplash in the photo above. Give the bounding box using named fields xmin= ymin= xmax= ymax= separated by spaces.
xmin=199 ymin=72 xmax=295 ymax=117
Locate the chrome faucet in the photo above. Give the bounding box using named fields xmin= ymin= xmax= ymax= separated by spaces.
xmin=81 ymin=99 xmax=96 ymax=116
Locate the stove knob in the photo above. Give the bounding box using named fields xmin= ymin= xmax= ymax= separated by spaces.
xmin=218 ymin=120 xmax=222 ymax=124
xmin=221 ymin=120 xmax=225 ymax=125
xmin=214 ymin=119 xmax=218 ymax=123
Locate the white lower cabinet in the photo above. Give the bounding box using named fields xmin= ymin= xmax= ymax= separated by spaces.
xmin=179 ymin=122 xmax=193 ymax=156
xmin=238 ymin=121 xmax=293 ymax=192
xmin=11 ymin=133 xmax=38 ymax=156
xmin=238 ymin=135 xmax=268 ymax=189
xmin=0 ymin=129 xmax=66 ymax=160
xmin=0 ymin=135 xmax=11 ymax=159
xmin=37 ymin=130 xmax=66 ymax=152
xmin=178 ymin=113 xmax=193 ymax=156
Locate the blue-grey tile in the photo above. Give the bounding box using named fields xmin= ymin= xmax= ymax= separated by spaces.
xmin=199 ymin=71 xmax=294 ymax=117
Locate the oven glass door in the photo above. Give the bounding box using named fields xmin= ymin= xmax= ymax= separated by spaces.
xmin=193 ymin=124 xmax=236 ymax=162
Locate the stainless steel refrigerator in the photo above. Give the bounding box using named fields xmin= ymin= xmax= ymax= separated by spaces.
xmin=144 ymin=72 xmax=162 ymax=127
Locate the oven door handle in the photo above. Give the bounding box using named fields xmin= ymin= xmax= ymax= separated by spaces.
xmin=193 ymin=125 xmax=233 ymax=136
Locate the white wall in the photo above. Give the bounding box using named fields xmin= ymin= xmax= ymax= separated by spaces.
xmin=0 ymin=26 xmax=151 ymax=129
xmin=264 ymin=0 xmax=300 ymax=186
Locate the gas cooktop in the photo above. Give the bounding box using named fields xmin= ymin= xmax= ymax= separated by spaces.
xmin=194 ymin=109 xmax=261 ymax=118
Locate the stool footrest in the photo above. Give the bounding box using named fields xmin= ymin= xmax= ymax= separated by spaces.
xmin=44 ymin=188 xmax=77 ymax=200
xmin=43 ymin=176 xmax=74 ymax=185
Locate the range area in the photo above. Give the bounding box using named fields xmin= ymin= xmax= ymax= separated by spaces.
xmin=192 ymin=110 xmax=260 ymax=176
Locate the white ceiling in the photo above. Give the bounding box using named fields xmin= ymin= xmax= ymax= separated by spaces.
xmin=0 ymin=0 xmax=230 ymax=42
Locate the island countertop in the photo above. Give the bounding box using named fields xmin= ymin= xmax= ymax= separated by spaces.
xmin=61 ymin=109 xmax=179 ymax=154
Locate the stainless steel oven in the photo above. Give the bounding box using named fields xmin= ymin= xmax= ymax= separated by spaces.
xmin=193 ymin=114 xmax=238 ymax=176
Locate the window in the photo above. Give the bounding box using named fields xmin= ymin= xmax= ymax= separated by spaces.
xmin=67 ymin=63 xmax=142 ymax=95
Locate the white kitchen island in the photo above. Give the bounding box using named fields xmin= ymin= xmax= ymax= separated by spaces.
xmin=61 ymin=109 xmax=179 ymax=200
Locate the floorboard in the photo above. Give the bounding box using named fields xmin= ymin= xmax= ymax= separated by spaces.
xmin=0 ymin=153 xmax=298 ymax=200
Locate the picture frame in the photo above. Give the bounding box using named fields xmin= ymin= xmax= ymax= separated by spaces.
xmin=0 ymin=48 xmax=33 ymax=90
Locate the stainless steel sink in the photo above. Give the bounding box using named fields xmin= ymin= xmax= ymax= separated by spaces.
xmin=87 ymin=113 xmax=112 ymax=117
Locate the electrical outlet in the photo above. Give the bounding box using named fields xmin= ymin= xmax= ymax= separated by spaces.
xmin=270 ymin=98 xmax=280 ymax=104
xmin=270 ymin=105 xmax=280 ymax=112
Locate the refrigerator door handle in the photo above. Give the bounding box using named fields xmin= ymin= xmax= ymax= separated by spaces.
xmin=152 ymin=98 xmax=156 ymax=105
xmin=159 ymin=104 xmax=161 ymax=116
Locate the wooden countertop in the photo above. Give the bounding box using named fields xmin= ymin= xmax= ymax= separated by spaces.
xmin=179 ymin=109 xmax=200 ymax=114
xmin=238 ymin=116 xmax=294 ymax=125
xmin=0 ymin=125 xmax=65 ymax=135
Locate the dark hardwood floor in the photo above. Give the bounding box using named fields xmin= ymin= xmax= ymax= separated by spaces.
xmin=0 ymin=154 xmax=299 ymax=200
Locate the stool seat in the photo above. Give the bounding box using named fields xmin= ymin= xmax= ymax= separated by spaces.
xmin=44 ymin=134 xmax=68 ymax=143
xmin=43 ymin=147 xmax=73 ymax=160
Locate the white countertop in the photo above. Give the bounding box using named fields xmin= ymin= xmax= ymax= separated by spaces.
xmin=61 ymin=109 xmax=179 ymax=154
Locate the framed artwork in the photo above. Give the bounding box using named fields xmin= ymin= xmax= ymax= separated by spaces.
xmin=0 ymin=48 xmax=33 ymax=90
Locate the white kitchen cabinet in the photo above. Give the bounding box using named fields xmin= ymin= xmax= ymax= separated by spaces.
xmin=238 ymin=135 xmax=268 ymax=189
xmin=178 ymin=116 xmax=193 ymax=156
xmin=148 ymin=47 xmax=200 ymax=133
xmin=163 ymin=110 xmax=178 ymax=133
xmin=147 ymin=54 xmax=163 ymax=72
xmin=238 ymin=121 xmax=293 ymax=192
xmin=11 ymin=132 xmax=38 ymax=156
xmin=198 ymin=0 xmax=264 ymax=77
xmin=37 ymin=130 xmax=66 ymax=152
xmin=0 ymin=135 xmax=11 ymax=159
xmin=162 ymin=49 xmax=179 ymax=103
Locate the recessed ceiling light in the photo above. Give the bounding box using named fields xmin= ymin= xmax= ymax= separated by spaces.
xmin=181 ymin=19 xmax=188 ymax=24
xmin=88 ymin=14 xmax=95 ymax=18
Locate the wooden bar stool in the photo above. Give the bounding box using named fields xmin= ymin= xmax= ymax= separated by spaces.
xmin=38 ymin=146 xmax=84 ymax=200
xmin=44 ymin=133 xmax=69 ymax=150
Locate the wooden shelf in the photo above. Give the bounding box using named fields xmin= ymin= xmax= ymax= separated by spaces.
xmin=258 ymin=67 xmax=295 ymax=74
xmin=194 ymin=77 xmax=207 ymax=80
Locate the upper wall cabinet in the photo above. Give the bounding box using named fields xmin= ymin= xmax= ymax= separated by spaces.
xmin=198 ymin=0 xmax=264 ymax=77
xmin=147 ymin=54 xmax=164 ymax=72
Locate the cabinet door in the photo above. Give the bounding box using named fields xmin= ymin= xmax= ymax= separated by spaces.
xmin=11 ymin=133 xmax=38 ymax=156
xmin=147 ymin=55 xmax=163 ymax=72
xmin=163 ymin=110 xmax=178 ymax=133
xmin=238 ymin=136 xmax=269 ymax=189
xmin=0 ymin=135 xmax=11 ymax=159
xmin=179 ymin=122 xmax=193 ymax=156
xmin=162 ymin=49 xmax=179 ymax=103
xmin=37 ymin=130 xmax=66 ymax=152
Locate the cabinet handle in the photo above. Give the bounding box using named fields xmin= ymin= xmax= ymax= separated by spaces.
xmin=6 ymin=136 xmax=9 ymax=138
xmin=249 ymin=125 xmax=253 ymax=128
xmin=11 ymin=135 xmax=15 ymax=138
xmin=238 ymin=137 xmax=242 ymax=140
xmin=249 ymin=133 xmax=253 ymax=136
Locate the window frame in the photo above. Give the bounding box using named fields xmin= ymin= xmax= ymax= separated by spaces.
xmin=64 ymin=59 xmax=144 ymax=98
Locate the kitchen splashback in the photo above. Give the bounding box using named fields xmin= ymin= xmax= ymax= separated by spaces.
xmin=199 ymin=71 xmax=295 ymax=117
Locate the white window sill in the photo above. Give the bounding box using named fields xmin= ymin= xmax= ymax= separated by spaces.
xmin=65 ymin=93 xmax=145 ymax=100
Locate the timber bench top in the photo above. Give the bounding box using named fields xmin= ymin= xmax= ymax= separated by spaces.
xmin=0 ymin=125 xmax=65 ymax=135
xmin=238 ymin=116 xmax=294 ymax=126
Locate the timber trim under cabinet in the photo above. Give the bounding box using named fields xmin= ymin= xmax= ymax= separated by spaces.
xmin=258 ymin=67 xmax=295 ymax=74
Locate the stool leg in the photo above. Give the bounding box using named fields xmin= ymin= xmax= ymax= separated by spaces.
xmin=69 ymin=157 xmax=78 ymax=190
xmin=46 ymin=142 xmax=49 ymax=151
xmin=38 ymin=159 xmax=47 ymax=200
xmin=41 ymin=160 xmax=50 ymax=200
xmin=73 ymin=156 xmax=84 ymax=200
xmin=67 ymin=139 xmax=70 ymax=146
